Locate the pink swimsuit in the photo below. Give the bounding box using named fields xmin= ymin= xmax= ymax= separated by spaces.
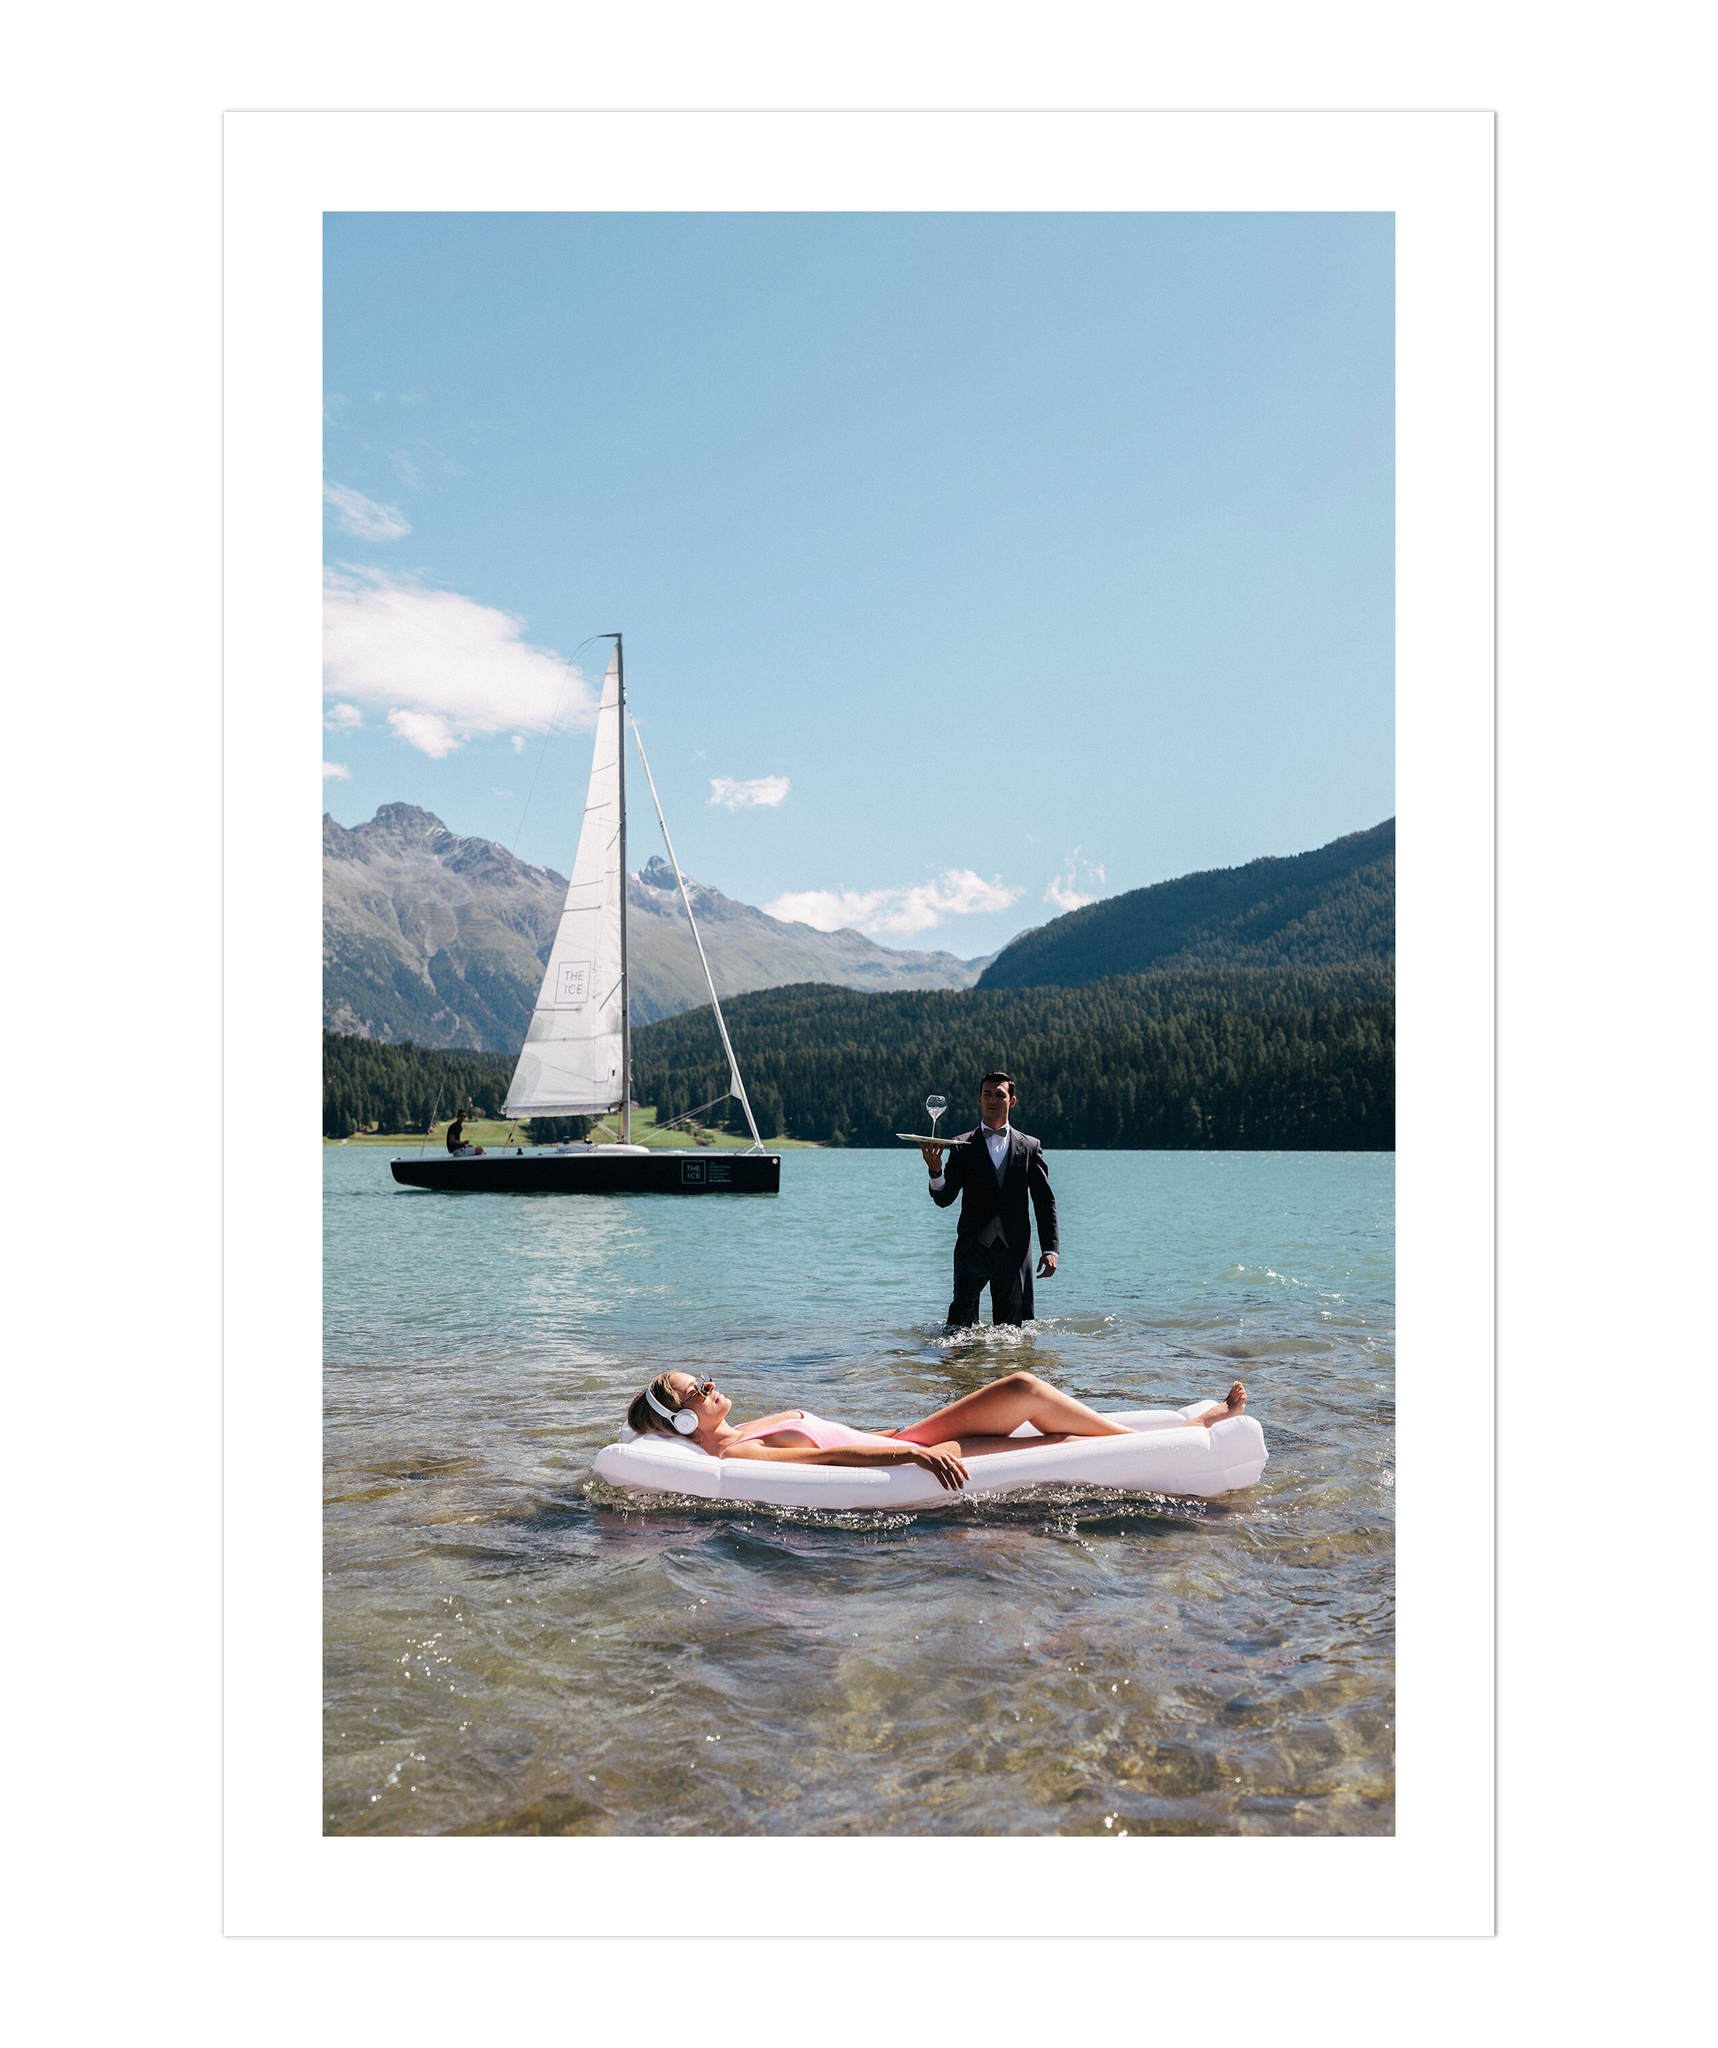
xmin=729 ymin=1410 xmax=904 ymax=1451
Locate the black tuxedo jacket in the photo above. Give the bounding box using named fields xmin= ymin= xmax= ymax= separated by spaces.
xmin=929 ymin=1125 xmax=1059 ymax=1259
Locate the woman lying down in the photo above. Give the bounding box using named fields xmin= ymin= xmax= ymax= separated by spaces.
xmin=627 ymin=1369 xmax=1249 ymax=1494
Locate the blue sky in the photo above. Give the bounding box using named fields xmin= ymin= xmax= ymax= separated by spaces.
xmin=323 ymin=212 xmax=1392 ymax=960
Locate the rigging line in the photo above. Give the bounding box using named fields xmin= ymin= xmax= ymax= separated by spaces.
xmin=653 ymin=1092 xmax=736 ymax=1132
xmin=417 ymin=1078 xmax=445 ymax=1158
xmin=631 ymin=719 xmax=765 ymax=1154
xmin=508 ymin=631 xmax=611 ymax=860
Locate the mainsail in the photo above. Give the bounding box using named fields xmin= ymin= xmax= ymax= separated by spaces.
xmin=502 ymin=647 xmax=628 ymax=1118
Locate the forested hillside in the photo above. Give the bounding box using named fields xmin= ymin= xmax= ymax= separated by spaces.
xmin=631 ymin=965 xmax=1394 ymax=1151
xmin=978 ymin=819 xmax=1394 ymax=990
xmin=323 ymin=1033 xmax=517 ymax=1140
xmin=327 ymin=961 xmax=1394 ymax=1149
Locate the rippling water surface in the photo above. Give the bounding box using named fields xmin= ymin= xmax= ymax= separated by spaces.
xmin=324 ymin=1146 xmax=1394 ymax=1835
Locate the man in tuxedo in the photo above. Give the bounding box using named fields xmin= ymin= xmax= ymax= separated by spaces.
xmin=920 ymin=1071 xmax=1059 ymax=1327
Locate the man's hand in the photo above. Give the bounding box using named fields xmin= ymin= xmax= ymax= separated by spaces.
xmin=1036 ymin=1251 xmax=1058 ymax=1278
xmin=919 ymin=1142 xmax=945 ymax=1176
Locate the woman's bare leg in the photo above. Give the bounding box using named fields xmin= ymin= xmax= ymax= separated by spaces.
xmin=1189 ymin=1382 xmax=1247 ymax=1427
xmin=894 ymin=1372 xmax=1131 ymax=1444
xmin=893 ymin=1373 xmax=1247 ymax=1447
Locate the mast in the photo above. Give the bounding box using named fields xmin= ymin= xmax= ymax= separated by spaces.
xmin=613 ymin=632 xmax=632 ymax=1144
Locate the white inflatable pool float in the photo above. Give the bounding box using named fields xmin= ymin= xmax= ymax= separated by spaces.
xmin=593 ymin=1404 xmax=1267 ymax=1510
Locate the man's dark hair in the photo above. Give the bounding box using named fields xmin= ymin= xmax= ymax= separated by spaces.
xmin=980 ymin=1070 xmax=1015 ymax=1094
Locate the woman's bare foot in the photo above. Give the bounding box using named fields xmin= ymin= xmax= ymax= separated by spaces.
xmin=1195 ymin=1381 xmax=1247 ymax=1427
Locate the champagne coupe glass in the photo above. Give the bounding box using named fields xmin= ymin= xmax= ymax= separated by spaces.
xmin=925 ymin=1093 xmax=947 ymax=1142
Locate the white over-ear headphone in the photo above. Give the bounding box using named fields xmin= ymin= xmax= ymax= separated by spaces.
xmin=645 ymin=1382 xmax=700 ymax=1435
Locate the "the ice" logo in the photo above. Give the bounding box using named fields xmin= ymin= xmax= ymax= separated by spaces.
xmin=555 ymin=960 xmax=592 ymax=1005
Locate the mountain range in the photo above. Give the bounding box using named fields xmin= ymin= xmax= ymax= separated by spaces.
xmin=977 ymin=818 xmax=1394 ymax=989
xmin=323 ymin=804 xmax=997 ymax=1051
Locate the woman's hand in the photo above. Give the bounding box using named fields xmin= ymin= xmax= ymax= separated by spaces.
xmin=909 ymin=1442 xmax=969 ymax=1492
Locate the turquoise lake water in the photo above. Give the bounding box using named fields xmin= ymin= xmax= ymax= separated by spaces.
xmin=323 ymin=1145 xmax=1394 ymax=1835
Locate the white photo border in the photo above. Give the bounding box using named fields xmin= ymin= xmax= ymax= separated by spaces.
xmin=225 ymin=108 xmax=1492 ymax=1936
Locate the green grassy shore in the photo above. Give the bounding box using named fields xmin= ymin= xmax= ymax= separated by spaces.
xmin=327 ymin=1106 xmax=823 ymax=1150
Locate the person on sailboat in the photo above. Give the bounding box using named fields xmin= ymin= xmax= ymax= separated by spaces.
xmin=445 ymin=1110 xmax=484 ymax=1157
xmin=918 ymin=1071 xmax=1057 ymax=1327
xmin=625 ymin=1370 xmax=1249 ymax=1494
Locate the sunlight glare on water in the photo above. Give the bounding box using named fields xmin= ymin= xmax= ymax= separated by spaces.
xmin=323 ymin=1146 xmax=1393 ymax=1836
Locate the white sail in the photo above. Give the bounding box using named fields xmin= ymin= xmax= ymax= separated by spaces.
xmin=503 ymin=648 xmax=627 ymax=1117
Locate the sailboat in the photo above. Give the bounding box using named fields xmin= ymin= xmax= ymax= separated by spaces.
xmin=390 ymin=635 xmax=782 ymax=1195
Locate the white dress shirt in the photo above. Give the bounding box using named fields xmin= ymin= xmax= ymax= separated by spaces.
xmin=928 ymin=1123 xmax=1009 ymax=1193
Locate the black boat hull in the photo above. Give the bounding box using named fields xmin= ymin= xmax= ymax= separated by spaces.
xmin=389 ymin=1150 xmax=782 ymax=1195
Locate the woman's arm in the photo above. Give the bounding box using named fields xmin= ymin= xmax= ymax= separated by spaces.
xmin=717 ymin=1437 xmax=970 ymax=1491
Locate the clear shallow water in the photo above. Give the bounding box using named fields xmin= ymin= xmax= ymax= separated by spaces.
xmin=324 ymin=1146 xmax=1394 ymax=1836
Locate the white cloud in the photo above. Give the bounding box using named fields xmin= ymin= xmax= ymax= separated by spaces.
xmin=1045 ymin=849 xmax=1107 ymax=913
xmin=766 ymin=868 xmax=1023 ymax=938
xmin=322 ymin=567 xmax=597 ymax=757
xmin=387 ymin=708 xmax=459 ymax=757
xmin=709 ymin=775 xmax=790 ymax=811
xmin=1044 ymin=880 xmax=1094 ymax=911
xmin=324 ymin=702 xmax=364 ymax=731
xmin=510 ymin=735 xmax=527 ymax=754
xmin=323 ymin=481 xmax=411 ymax=541
xmin=766 ymin=886 xmax=890 ymax=931
xmin=322 ymin=760 xmax=350 ymax=780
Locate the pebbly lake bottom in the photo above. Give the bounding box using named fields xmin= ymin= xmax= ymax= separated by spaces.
xmin=324 ymin=1146 xmax=1394 ymax=1836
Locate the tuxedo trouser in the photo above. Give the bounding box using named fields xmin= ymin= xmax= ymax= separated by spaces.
xmin=947 ymin=1235 xmax=1035 ymax=1327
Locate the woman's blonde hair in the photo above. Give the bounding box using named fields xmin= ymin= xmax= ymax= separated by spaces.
xmin=627 ymin=1372 xmax=684 ymax=1437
